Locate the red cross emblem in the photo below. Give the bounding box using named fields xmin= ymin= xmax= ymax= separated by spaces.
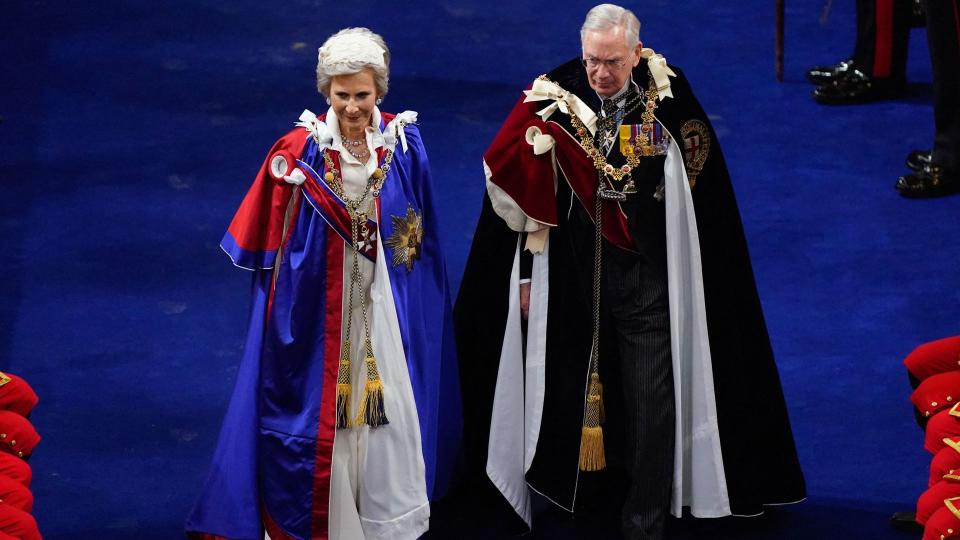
xmin=684 ymin=134 xmax=701 ymax=162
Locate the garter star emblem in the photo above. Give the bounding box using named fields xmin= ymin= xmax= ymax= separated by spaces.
xmin=680 ymin=119 xmax=710 ymax=188
xmin=384 ymin=206 xmax=423 ymax=271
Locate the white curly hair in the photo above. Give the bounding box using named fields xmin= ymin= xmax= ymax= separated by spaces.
xmin=580 ymin=4 xmax=641 ymax=48
xmin=315 ymin=27 xmax=390 ymax=98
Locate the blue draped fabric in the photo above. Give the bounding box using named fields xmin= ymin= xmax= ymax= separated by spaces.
xmin=258 ymin=192 xmax=332 ymax=539
xmin=186 ymin=119 xmax=462 ymax=540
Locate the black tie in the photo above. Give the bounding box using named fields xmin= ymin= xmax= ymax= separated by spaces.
xmin=598 ymin=98 xmax=621 ymax=154
xmin=601 ymin=97 xmax=620 ymax=119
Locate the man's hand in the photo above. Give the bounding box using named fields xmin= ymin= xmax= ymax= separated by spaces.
xmin=520 ymin=282 xmax=531 ymax=320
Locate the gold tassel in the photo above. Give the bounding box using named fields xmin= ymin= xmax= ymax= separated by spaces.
xmin=356 ymin=354 xmax=389 ymax=427
xmin=579 ymin=373 xmax=606 ymax=471
xmin=579 ymin=424 xmax=606 ymax=472
xmin=335 ymin=345 xmax=352 ymax=429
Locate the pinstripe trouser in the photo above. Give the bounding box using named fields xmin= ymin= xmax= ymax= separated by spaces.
xmin=602 ymin=244 xmax=675 ymax=540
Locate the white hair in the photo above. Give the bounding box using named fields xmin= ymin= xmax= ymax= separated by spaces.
xmin=580 ymin=4 xmax=641 ymax=48
xmin=316 ymin=27 xmax=390 ymax=98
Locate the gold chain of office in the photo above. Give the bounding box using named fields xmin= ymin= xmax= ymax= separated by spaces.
xmin=567 ymin=75 xmax=660 ymax=184
xmin=322 ymin=148 xmax=394 ymax=201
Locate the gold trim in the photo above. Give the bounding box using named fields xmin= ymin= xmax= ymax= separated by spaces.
xmin=950 ymin=402 xmax=960 ymax=418
xmin=0 ymin=372 xmax=9 ymax=387
xmin=945 ymin=496 xmax=960 ymax=521
xmin=945 ymin=438 xmax=960 ymax=454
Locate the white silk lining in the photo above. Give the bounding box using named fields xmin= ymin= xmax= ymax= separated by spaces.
xmin=485 ymin=242 xmax=532 ymax=525
xmin=485 ymin=235 xmax=551 ymax=527
xmin=663 ymin=128 xmax=730 ymax=518
xmin=524 ymin=237 xmax=549 ymax=472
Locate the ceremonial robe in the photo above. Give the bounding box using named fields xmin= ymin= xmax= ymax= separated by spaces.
xmin=456 ymin=55 xmax=805 ymax=525
xmin=187 ymin=109 xmax=461 ymax=540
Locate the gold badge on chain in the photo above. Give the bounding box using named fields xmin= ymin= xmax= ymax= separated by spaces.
xmin=680 ymin=119 xmax=710 ymax=188
xmin=384 ymin=206 xmax=423 ymax=271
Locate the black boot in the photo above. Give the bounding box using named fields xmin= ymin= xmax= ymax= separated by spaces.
xmin=896 ymin=165 xmax=960 ymax=198
xmin=806 ymin=59 xmax=855 ymax=86
xmin=813 ymin=69 xmax=905 ymax=105
xmin=906 ymin=150 xmax=933 ymax=172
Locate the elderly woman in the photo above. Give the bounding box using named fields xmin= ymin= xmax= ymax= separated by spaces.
xmin=186 ymin=28 xmax=461 ymax=540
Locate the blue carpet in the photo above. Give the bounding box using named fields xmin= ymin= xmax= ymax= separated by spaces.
xmin=2 ymin=1 xmax=958 ymax=538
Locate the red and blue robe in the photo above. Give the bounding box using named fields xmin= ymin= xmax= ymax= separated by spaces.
xmin=186 ymin=112 xmax=461 ymax=540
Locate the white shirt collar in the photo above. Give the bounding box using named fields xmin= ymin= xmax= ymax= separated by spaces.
xmin=596 ymin=76 xmax=639 ymax=108
xmin=326 ymin=106 xmax=384 ymax=169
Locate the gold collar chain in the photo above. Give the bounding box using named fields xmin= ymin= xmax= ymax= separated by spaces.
xmin=567 ymin=76 xmax=660 ymax=185
xmin=322 ymin=149 xmax=395 ymax=204
xmin=321 ymin=147 xmax=394 ymax=430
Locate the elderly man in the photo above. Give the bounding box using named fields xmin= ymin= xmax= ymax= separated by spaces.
xmin=456 ymin=4 xmax=805 ymax=539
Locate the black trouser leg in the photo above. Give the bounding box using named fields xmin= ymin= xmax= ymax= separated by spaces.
xmin=603 ymin=249 xmax=674 ymax=540
xmin=924 ymin=0 xmax=960 ymax=173
xmin=853 ymin=0 xmax=911 ymax=82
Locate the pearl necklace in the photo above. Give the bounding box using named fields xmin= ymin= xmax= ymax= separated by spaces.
xmin=341 ymin=134 xmax=370 ymax=161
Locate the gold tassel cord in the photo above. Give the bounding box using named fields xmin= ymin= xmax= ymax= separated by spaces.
xmin=351 ymin=215 xmax=388 ymax=428
xmin=356 ymin=353 xmax=388 ymax=427
xmin=335 ymin=343 xmax=352 ymax=429
xmin=579 ymin=184 xmax=608 ymax=472
xmin=326 ymin=148 xmax=393 ymax=431
xmin=596 ymin=374 xmax=606 ymax=425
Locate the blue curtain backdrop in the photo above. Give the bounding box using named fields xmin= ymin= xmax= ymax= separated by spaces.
xmin=1 ymin=0 xmax=958 ymax=538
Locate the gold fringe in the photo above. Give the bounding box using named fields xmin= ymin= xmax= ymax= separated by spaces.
xmin=579 ymin=425 xmax=606 ymax=471
xmin=579 ymin=373 xmax=606 ymax=471
xmin=335 ymin=346 xmax=352 ymax=429
xmin=356 ymin=355 xmax=389 ymax=427
xmin=356 ymin=379 xmax=388 ymax=427
xmin=335 ymin=382 xmax=352 ymax=429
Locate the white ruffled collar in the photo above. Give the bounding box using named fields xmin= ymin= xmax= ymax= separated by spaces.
xmin=327 ymin=106 xmax=384 ymax=171
xmin=295 ymin=106 xmax=418 ymax=158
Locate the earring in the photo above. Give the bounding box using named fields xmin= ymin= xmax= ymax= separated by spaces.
xmin=376 ymin=97 xmax=383 ymax=105
xmin=325 ymin=97 xmax=331 ymax=105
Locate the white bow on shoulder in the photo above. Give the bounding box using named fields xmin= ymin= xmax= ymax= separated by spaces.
xmin=295 ymin=109 xmax=334 ymax=149
xmin=522 ymin=79 xmax=597 ymax=135
xmin=640 ymin=48 xmax=677 ymax=100
xmin=383 ymin=110 xmax=419 ymax=153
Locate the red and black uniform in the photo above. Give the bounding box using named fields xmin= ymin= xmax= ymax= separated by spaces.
xmin=853 ymin=0 xmax=913 ymax=86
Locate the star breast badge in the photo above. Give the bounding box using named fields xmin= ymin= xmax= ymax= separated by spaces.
xmin=384 ymin=206 xmax=423 ymax=271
